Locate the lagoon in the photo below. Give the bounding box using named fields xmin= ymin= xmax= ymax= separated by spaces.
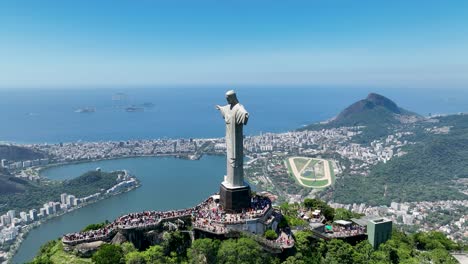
xmin=12 ymin=155 xmax=225 ymax=263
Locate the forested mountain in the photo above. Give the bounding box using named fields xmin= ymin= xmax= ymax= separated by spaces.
xmin=299 ymin=93 xmax=422 ymax=142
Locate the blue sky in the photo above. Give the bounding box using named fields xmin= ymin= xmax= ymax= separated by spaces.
xmin=1 ymin=0 xmax=467 ymax=88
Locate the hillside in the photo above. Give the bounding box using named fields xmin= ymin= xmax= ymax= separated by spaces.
xmin=0 ymin=167 xmax=30 ymax=196
xmin=0 ymin=170 xmax=121 ymax=215
xmin=0 ymin=145 xmax=46 ymax=161
xmin=300 ymin=93 xmax=421 ymax=142
xmin=330 ymin=114 xmax=468 ymax=205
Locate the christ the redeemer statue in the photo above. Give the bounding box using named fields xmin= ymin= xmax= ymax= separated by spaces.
xmin=216 ymin=90 xmax=251 ymax=211
xmin=216 ymin=90 xmax=249 ymax=188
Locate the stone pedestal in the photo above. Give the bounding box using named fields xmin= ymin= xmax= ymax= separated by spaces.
xmin=219 ymin=184 xmax=251 ymax=212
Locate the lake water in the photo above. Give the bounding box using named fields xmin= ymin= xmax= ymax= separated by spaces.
xmin=12 ymin=155 xmax=225 ymax=263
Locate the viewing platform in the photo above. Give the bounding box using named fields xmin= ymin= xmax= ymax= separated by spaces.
xmin=62 ymin=194 xmax=292 ymax=250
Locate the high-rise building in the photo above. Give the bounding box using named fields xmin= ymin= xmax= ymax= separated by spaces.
xmin=29 ymin=209 xmax=38 ymax=221
xmin=66 ymin=195 xmax=76 ymax=207
xmin=39 ymin=208 xmax=47 ymax=218
xmin=53 ymin=202 xmax=61 ymax=213
xmin=20 ymin=212 xmax=29 ymax=223
xmin=60 ymin=193 xmax=68 ymax=205
xmin=7 ymin=210 xmax=16 ymax=223
xmin=367 ymin=218 xmax=392 ymax=249
xmin=0 ymin=159 xmax=6 ymax=168
xmin=1 ymin=214 xmax=11 ymax=226
xmin=44 ymin=204 xmax=53 ymax=215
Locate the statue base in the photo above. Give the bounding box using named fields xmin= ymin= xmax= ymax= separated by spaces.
xmin=219 ymin=183 xmax=251 ymax=213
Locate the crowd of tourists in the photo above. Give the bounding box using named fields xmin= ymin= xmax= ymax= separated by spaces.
xmin=117 ymin=209 xmax=193 ymax=229
xmin=328 ymin=224 xmax=366 ymax=238
xmin=63 ymin=195 xmax=273 ymax=244
xmin=193 ymin=195 xmax=272 ymax=226
xmin=63 ymin=207 xmax=199 ymax=243
xmin=62 ymin=225 xmax=116 ymax=243
xmin=276 ymin=231 xmax=294 ymax=247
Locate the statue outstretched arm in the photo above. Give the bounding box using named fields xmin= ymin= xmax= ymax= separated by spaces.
xmin=216 ymin=105 xmax=227 ymax=118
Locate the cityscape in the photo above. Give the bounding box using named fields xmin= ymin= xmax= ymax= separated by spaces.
xmin=0 ymin=115 xmax=466 ymax=262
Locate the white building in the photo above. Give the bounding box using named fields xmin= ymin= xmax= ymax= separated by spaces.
xmin=44 ymin=204 xmax=53 ymax=215
xmin=66 ymin=195 xmax=76 ymax=207
xmin=0 ymin=215 xmax=11 ymax=227
xmin=60 ymin=193 xmax=68 ymax=205
xmin=53 ymin=202 xmax=61 ymax=213
xmin=20 ymin=212 xmax=29 ymax=223
xmin=39 ymin=208 xmax=47 ymax=218
xmin=29 ymin=209 xmax=38 ymax=221
xmin=0 ymin=226 xmax=19 ymax=244
xmin=6 ymin=210 xmax=15 ymax=223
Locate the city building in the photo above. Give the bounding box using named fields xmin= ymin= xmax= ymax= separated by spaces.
xmin=44 ymin=204 xmax=53 ymax=215
xmin=0 ymin=215 xmax=11 ymax=227
xmin=66 ymin=195 xmax=76 ymax=206
xmin=6 ymin=210 xmax=15 ymax=223
xmin=53 ymin=202 xmax=61 ymax=213
xmin=367 ymin=218 xmax=392 ymax=249
xmin=39 ymin=208 xmax=47 ymax=218
xmin=29 ymin=209 xmax=38 ymax=221
xmin=60 ymin=193 xmax=68 ymax=205
xmin=19 ymin=212 xmax=29 ymax=223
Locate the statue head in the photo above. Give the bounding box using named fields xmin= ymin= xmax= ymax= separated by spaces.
xmin=225 ymin=90 xmax=239 ymax=105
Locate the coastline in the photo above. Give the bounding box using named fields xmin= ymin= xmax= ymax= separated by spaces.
xmin=4 ymin=181 xmax=141 ymax=264
xmin=33 ymin=151 xmax=226 ymax=175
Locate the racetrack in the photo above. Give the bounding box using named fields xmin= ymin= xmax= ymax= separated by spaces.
xmin=288 ymin=157 xmax=333 ymax=188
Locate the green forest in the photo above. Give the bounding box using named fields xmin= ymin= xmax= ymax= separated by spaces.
xmin=29 ymin=217 xmax=462 ymax=264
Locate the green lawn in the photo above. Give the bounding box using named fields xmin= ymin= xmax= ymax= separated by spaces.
xmin=308 ymin=159 xmax=320 ymax=166
xmin=292 ymin=158 xmax=309 ymax=172
xmin=48 ymin=241 xmax=93 ymax=264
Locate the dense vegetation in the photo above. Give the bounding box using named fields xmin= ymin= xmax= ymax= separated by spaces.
xmin=0 ymin=170 xmax=121 ymax=215
xmin=82 ymin=221 xmax=111 ymax=232
xmin=0 ymin=173 xmax=29 ymax=195
xmin=29 ymin=229 xmax=461 ymax=264
xmin=332 ymin=115 xmax=468 ymax=205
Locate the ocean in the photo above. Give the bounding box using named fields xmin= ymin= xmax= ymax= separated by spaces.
xmin=1 ymin=86 xmax=468 ymax=144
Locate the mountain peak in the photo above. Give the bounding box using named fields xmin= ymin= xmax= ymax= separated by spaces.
xmin=364 ymin=93 xmax=401 ymax=114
